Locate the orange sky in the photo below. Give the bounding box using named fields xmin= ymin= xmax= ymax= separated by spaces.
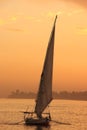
xmin=0 ymin=0 xmax=87 ymax=97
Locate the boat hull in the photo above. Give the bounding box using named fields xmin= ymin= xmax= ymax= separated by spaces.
xmin=25 ymin=118 xmax=50 ymax=126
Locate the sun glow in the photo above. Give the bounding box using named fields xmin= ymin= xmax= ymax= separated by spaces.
xmin=0 ymin=0 xmax=87 ymax=97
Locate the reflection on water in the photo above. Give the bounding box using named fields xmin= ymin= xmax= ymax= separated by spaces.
xmin=36 ymin=126 xmax=46 ymax=130
xmin=35 ymin=126 xmax=50 ymax=130
xmin=24 ymin=125 xmax=50 ymax=130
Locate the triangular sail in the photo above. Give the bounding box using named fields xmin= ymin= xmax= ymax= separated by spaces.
xmin=35 ymin=16 xmax=57 ymax=118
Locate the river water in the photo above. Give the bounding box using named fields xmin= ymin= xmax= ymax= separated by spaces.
xmin=0 ymin=99 xmax=87 ymax=130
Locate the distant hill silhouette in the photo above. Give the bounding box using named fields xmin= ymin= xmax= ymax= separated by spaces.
xmin=8 ymin=89 xmax=87 ymax=101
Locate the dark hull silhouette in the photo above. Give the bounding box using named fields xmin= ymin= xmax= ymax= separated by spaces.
xmin=25 ymin=117 xmax=50 ymax=126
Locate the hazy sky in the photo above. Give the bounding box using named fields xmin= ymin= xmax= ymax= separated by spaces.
xmin=0 ymin=0 xmax=87 ymax=97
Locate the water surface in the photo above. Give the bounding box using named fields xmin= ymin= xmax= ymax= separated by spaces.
xmin=0 ymin=99 xmax=87 ymax=130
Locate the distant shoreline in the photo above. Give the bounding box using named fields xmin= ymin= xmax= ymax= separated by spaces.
xmin=7 ymin=90 xmax=87 ymax=101
xmin=7 ymin=98 xmax=87 ymax=101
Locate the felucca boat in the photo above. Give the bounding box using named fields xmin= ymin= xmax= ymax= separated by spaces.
xmin=24 ymin=15 xmax=57 ymax=126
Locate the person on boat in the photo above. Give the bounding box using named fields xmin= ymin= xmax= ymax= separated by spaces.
xmin=38 ymin=114 xmax=42 ymax=119
xmin=48 ymin=113 xmax=51 ymax=120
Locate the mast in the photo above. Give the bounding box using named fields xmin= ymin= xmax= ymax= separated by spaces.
xmin=35 ymin=15 xmax=57 ymax=118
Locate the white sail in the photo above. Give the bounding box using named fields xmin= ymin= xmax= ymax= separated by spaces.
xmin=35 ymin=16 xmax=57 ymax=118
